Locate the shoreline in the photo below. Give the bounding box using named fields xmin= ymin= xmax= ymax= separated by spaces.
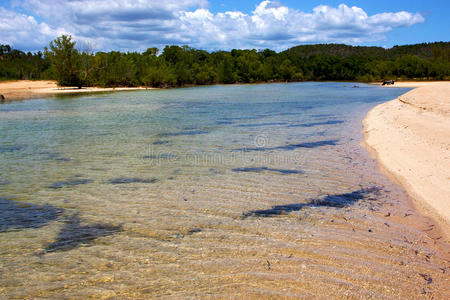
xmin=0 ymin=80 xmax=154 ymax=101
xmin=2 ymin=79 xmax=447 ymax=102
xmin=363 ymin=81 xmax=450 ymax=239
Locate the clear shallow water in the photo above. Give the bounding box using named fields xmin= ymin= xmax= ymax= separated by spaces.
xmin=1 ymin=82 xmax=449 ymax=298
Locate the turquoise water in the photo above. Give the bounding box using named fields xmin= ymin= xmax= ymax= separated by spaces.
xmin=0 ymin=82 xmax=406 ymax=196
xmin=1 ymin=83 xmax=448 ymax=298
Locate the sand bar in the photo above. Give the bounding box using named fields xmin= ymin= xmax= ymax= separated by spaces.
xmin=364 ymin=82 xmax=450 ymax=237
xmin=0 ymin=80 xmax=151 ymax=100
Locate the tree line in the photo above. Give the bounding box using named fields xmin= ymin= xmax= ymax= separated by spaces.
xmin=1 ymin=36 xmax=449 ymax=87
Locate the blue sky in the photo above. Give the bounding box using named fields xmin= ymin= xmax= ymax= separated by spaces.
xmin=1 ymin=0 xmax=448 ymax=52
xmin=208 ymin=0 xmax=450 ymax=46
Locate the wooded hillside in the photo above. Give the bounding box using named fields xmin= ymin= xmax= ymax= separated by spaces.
xmin=1 ymin=38 xmax=449 ymax=87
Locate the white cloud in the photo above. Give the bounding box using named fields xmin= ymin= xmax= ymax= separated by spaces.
xmin=177 ymin=2 xmax=425 ymax=50
xmin=1 ymin=1 xmax=425 ymax=52
xmin=0 ymin=7 xmax=65 ymax=51
xmin=368 ymin=11 xmax=425 ymax=27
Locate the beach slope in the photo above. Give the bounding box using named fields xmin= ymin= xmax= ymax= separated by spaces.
xmin=364 ymin=82 xmax=450 ymax=235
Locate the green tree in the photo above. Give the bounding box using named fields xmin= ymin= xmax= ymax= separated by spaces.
xmin=2 ymin=40 xmax=450 ymax=85
xmin=144 ymin=47 xmax=159 ymax=57
xmin=279 ymin=59 xmax=296 ymax=80
xmin=45 ymin=35 xmax=81 ymax=87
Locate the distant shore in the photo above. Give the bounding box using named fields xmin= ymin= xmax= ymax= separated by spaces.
xmin=363 ymin=81 xmax=450 ymax=238
xmin=0 ymin=80 xmax=152 ymax=100
xmin=3 ymin=79 xmax=450 ymax=102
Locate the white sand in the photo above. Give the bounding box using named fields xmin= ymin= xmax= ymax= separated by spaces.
xmin=0 ymin=80 xmax=151 ymax=100
xmin=364 ymin=82 xmax=450 ymax=237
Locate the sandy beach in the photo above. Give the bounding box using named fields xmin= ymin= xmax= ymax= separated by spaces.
xmin=364 ymin=82 xmax=450 ymax=238
xmin=0 ymin=80 xmax=150 ymax=100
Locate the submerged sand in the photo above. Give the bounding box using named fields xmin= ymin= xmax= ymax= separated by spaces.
xmin=364 ymin=82 xmax=450 ymax=238
xmin=0 ymin=80 xmax=150 ymax=100
xmin=1 ymin=81 xmax=449 ymax=297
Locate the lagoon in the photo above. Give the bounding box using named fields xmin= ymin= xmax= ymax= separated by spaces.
xmin=1 ymin=82 xmax=448 ymax=298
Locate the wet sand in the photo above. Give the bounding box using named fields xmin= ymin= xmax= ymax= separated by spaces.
xmin=0 ymin=80 xmax=151 ymax=100
xmin=364 ymin=82 xmax=450 ymax=239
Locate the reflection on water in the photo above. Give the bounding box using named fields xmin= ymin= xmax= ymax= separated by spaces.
xmin=0 ymin=83 xmax=448 ymax=298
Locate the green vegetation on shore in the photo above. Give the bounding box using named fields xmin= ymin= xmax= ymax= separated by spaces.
xmin=1 ymin=36 xmax=449 ymax=87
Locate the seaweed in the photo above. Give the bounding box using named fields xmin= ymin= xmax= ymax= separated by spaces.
xmin=142 ymin=153 xmax=176 ymax=159
xmin=232 ymin=167 xmax=303 ymax=175
xmin=44 ymin=214 xmax=122 ymax=253
xmin=152 ymin=140 xmax=170 ymax=145
xmin=187 ymin=228 xmax=202 ymax=235
xmin=235 ymin=122 xmax=288 ymax=127
xmin=288 ymin=120 xmax=344 ymax=127
xmin=220 ymin=116 xmax=263 ymax=121
xmin=0 ymin=179 xmax=11 ymax=185
xmin=0 ymin=145 xmax=24 ymax=153
xmin=48 ymin=179 xmax=93 ymax=189
xmin=0 ymin=198 xmax=63 ymax=232
xmin=243 ymin=187 xmax=381 ymax=217
xmin=158 ymin=130 xmax=209 ymax=137
xmin=234 ymin=139 xmax=339 ymax=152
xmin=40 ymin=151 xmax=72 ymax=162
xmin=108 ymin=177 xmax=159 ymax=184
xmin=216 ymin=120 xmax=234 ymax=125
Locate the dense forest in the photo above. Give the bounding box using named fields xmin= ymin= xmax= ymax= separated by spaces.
xmin=1 ymin=36 xmax=449 ymax=88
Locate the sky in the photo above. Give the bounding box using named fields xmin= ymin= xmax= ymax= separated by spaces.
xmin=0 ymin=0 xmax=449 ymax=52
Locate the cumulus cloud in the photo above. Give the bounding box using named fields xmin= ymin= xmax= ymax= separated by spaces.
xmin=178 ymin=2 xmax=425 ymax=49
xmin=0 ymin=7 xmax=64 ymax=51
xmin=1 ymin=0 xmax=425 ymax=51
